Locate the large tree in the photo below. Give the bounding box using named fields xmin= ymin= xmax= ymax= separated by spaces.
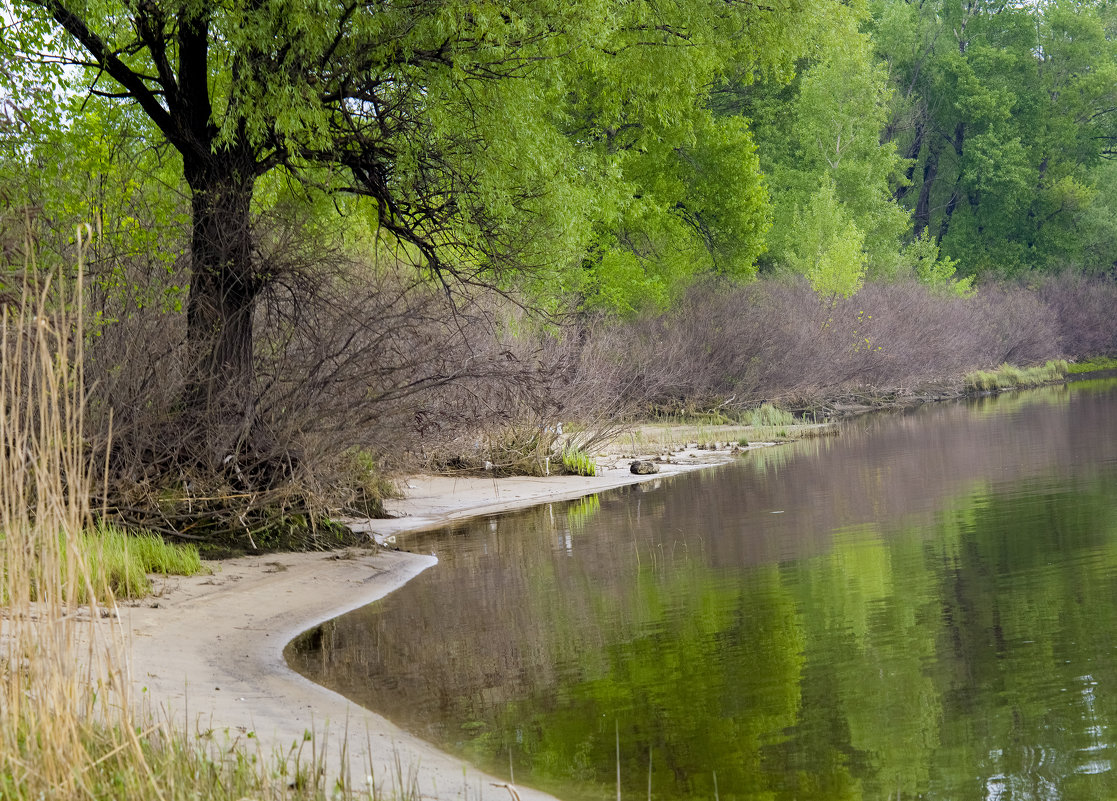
xmin=4 ymin=0 xmax=823 ymax=426
xmin=872 ymin=0 xmax=1117 ymax=276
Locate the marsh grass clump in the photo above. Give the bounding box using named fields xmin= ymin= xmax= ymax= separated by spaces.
xmin=748 ymin=404 xmax=796 ymax=427
xmin=964 ymin=360 xmax=1068 ymax=392
xmin=562 ymin=446 xmax=597 ymax=477
xmin=1068 ymin=356 xmax=1117 ymax=374
xmin=76 ymin=523 xmax=204 ymax=601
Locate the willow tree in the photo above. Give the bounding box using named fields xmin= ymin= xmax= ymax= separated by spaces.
xmin=4 ymin=0 xmax=824 ymax=449
xmin=873 ymin=0 xmax=1117 ymax=276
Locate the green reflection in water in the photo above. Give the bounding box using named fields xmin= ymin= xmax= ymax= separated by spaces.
xmin=289 ymin=384 xmax=1117 ymax=801
xmin=465 ymin=559 xmax=806 ymax=801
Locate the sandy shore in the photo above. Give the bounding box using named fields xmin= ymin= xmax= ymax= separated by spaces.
xmin=117 ymin=448 xmax=741 ymax=799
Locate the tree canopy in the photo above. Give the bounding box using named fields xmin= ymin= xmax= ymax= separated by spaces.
xmin=872 ymin=0 xmax=1117 ymax=277
xmin=3 ymin=0 xmax=838 ymax=399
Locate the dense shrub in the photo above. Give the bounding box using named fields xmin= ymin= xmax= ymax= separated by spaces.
xmin=74 ymin=257 xmax=1117 ymax=545
xmin=567 ymin=275 xmax=1109 ymax=415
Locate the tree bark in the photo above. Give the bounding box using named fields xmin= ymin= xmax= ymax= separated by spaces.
xmin=913 ymin=136 xmax=941 ymax=237
xmin=937 ymin=122 xmax=966 ymax=246
xmin=182 ymin=153 xmax=259 ymax=435
xmin=894 ymin=118 xmax=926 ymax=205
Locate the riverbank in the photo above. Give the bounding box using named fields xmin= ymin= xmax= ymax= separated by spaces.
xmin=112 ymin=440 xmax=765 ymax=800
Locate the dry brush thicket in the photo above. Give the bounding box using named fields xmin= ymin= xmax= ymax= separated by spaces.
xmin=7 ymin=211 xmax=1114 ymax=550
xmin=581 ymin=276 xmax=1116 ymax=417
xmin=81 ymin=250 xmax=567 ymax=547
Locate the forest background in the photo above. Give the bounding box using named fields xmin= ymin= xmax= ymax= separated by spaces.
xmin=2 ymin=0 xmax=1117 ymax=550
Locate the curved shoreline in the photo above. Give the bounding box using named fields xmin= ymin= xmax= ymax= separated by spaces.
xmin=122 ymin=451 xmax=738 ymax=800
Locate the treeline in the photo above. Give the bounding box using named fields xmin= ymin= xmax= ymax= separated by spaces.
xmin=0 ymin=0 xmax=1115 ymax=546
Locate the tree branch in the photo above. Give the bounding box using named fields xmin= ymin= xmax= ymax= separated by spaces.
xmin=33 ymin=0 xmax=183 ymax=148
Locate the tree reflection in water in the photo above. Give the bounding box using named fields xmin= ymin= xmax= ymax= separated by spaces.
xmin=289 ymin=380 xmax=1117 ymax=801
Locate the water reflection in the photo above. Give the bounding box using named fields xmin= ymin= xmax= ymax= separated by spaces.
xmin=289 ymin=380 xmax=1117 ymax=801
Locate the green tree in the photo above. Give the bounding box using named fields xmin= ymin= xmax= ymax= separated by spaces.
xmin=580 ymin=112 xmax=771 ymax=313
xmin=788 ymin=177 xmax=868 ymax=301
xmin=3 ymin=0 xmax=825 ymax=457
xmin=873 ymin=0 xmax=1117 ymax=276
xmin=731 ymin=18 xmax=911 ymax=289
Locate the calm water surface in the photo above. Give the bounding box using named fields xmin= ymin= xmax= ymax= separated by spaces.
xmin=289 ymin=379 xmax=1117 ymax=801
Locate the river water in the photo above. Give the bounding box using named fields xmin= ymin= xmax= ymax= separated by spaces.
xmin=288 ymin=378 xmax=1117 ymax=801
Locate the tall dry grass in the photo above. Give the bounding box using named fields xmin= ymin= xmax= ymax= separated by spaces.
xmin=0 ymin=244 xmax=142 ymax=797
xmin=0 ymin=249 xmax=375 ymax=799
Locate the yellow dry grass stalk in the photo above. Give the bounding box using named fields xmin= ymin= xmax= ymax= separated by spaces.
xmin=0 ymin=240 xmax=146 ymax=798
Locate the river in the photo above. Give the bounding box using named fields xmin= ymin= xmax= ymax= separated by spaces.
xmin=289 ymin=378 xmax=1117 ymax=801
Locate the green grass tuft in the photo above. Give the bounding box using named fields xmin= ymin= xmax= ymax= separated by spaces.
xmin=964 ymin=360 xmax=1068 ymax=392
xmin=561 ymin=446 xmax=597 ymax=477
xmin=1067 ymin=356 xmax=1117 ymax=374
xmin=748 ymin=403 xmax=796 ymax=428
xmin=78 ymin=523 xmax=205 ymax=601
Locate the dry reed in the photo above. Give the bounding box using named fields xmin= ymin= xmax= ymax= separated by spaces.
xmin=0 ymin=240 xmax=142 ymax=798
xmin=0 ymin=248 xmax=380 ymax=799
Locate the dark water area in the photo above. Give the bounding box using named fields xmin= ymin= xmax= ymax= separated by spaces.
xmin=289 ymin=379 xmax=1117 ymax=801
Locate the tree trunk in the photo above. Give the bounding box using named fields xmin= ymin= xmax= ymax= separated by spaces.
xmin=182 ymin=156 xmax=259 ymax=442
xmin=937 ymin=123 xmax=966 ymax=246
xmin=913 ymin=137 xmax=941 ymax=237
xmin=894 ymin=118 xmax=926 ymax=205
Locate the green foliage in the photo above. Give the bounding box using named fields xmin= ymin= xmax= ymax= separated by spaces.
xmin=745 ymin=22 xmax=910 ymax=284
xmin=79 ymin=523 xmax=204 ymax=601
xmin=561 ymin=447 xmax=597 ymax=478
xmin=2 ymin=528 xmax=204 ymax=605
xmin=873 ymin=0 xmax=1117 ymax=277
xmin=964 ymin=360 xmax=1069 ymax=392
xmin=904 ymin=229 xmax=973 ymax=296
xmin=3 ymin=0 xmax=842 ymax=326
xmin=1068 ymin=357 xmax=1117 ymax=374
xmin=748 ymin=403 xmax=796 ymax=428
xmin=4 ymin=0 xmax=1117 ymax=328
xmin=581 ymin=112 xmax=773 ymax=314
xmin=788 ymin=178 xmax=868 ymax=300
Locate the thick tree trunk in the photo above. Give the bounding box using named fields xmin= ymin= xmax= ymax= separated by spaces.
xmin=894 ymin=118 xmax=925 ymax=205
xmin=913 ymin=137 xmax=941 ymax=237
xmin=182 ymin=157 xmax=259 ymax=441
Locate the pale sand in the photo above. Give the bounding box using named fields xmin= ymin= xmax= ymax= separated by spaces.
xmin=117 ymin=448 xmax=742 ymax=800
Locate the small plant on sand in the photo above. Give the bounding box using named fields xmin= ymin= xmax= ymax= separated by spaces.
xmin=561 ymin=446 xmax=597 ymax=477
